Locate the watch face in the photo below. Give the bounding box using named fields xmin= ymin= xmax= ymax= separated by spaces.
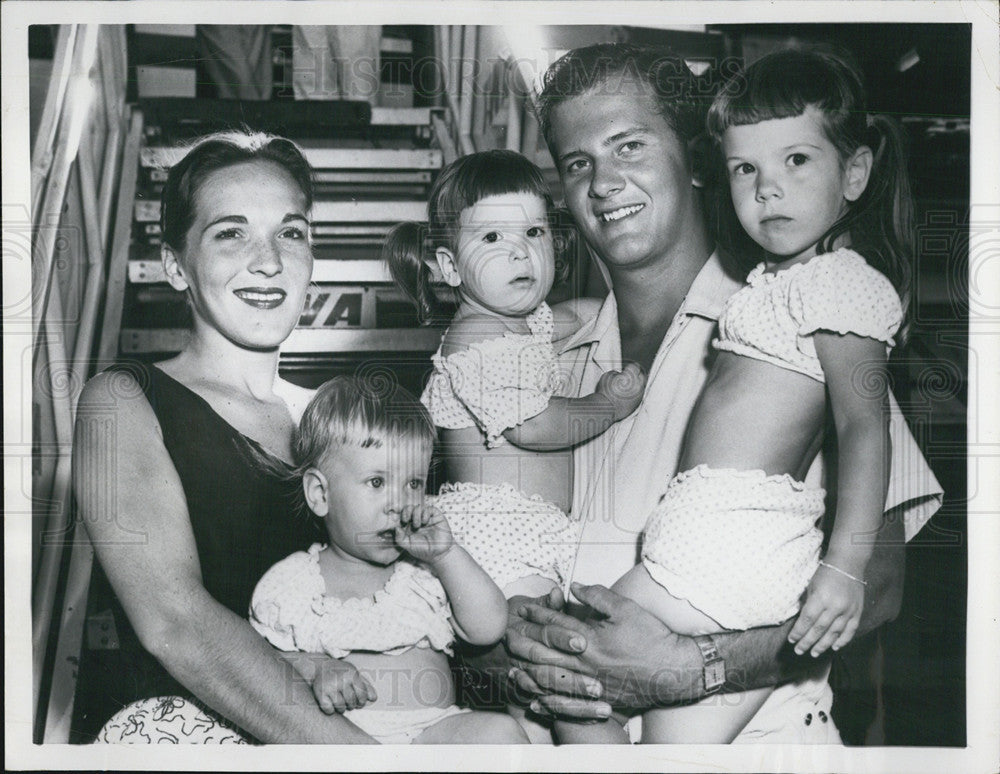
xmin=705 ymin=661 xmax=726 ymax=692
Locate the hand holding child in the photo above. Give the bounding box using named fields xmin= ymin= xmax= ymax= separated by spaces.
xmin=595 ymin=363 xmax=647 ymax=421
xmin=311 ymin=657 xmax=377 ymax=714
xmin=394 ymin=504 xmax=454 ymax=563
xmin=788 ymin=560 xmax=865 ymax=657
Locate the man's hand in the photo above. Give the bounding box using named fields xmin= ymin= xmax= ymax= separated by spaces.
xmin=511 ymin=583 xmax=702 ymax=719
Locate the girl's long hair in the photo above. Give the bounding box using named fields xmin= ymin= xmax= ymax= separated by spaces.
xmin=707 ymin=46 xmax=914 ymax=336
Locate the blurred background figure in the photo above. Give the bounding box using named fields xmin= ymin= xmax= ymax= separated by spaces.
xmin=196 ymin=25 xmax=272 ymax=101
xmin=293 ymin=25 xmax=382 ymax=103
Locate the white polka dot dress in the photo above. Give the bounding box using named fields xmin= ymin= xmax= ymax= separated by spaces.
xmin=421 ymin=303 xmax=562 ymax=448
xmin=714 ymin=249 xmax=903 ymax=382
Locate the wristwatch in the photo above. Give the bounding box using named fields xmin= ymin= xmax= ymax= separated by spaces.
xmin=694 ymin=634 xmax=725 ymax=694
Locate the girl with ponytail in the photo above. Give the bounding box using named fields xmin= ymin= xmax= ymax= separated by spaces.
xmin=384 ymin=149 xmax=647 ymax=742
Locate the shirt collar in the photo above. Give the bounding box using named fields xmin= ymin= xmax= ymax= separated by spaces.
xmin=557 ymin=250 xmax=744 ymax=357
xmin=681 ymin=250 xmax=746 ymax=321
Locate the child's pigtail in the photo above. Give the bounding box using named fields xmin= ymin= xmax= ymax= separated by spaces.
xmin=383 ymin=221 xmax=441 ymax=325
xmin=834 ymin=113 xmax=914 ymax=344
xmin=550 ymin=207 xmax=580 ymax=288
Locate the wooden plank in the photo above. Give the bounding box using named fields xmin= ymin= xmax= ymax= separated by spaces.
xmin=96 ymin=108 xmax=143 ymax=368
xmin=311 ymin=259 xmax=392 ymax=283
xmin=30 ymin=25 xmax=77 ymax=217
xmin=130 ymin=259 xmax=398 ymax=285
xmin=141 ymin=145 xmax=443 ymax=171
xmin=120 ymin=327 xmax=442 ymax=354
xmin=134 ymin=198 xmax=426 ymax=224
xmin=312 ymin=200 xmax=426 ymax=223
xmin=315 ymin=170 xmax=432 ymax=184
xmin=370 ymin=107 xmax=433 ymax=126
xmin=283 ymin=327 xmax=441 ymax=352
xmin=380 ymin=36 xmax=413 ymax=55
xmin=312 ymin=224 xmax=393 ymax=237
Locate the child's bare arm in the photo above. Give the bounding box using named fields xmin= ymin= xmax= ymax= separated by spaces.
xmin=431 ymin=547 xmax=509 ymax=646
xmin=789 ymin=332 xmax=891 ymax=656
xmin=504 ymin=365 xmax=646 ymax=451
xmin=395 ymin=504 xmax=509 ymax=646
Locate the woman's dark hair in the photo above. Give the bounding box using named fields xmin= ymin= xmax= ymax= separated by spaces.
xmin=383 ymin=149 xmax=561 ymax=324
xmin=536 ymin=43 xmax=708 ymax=149
xmin=160 ymin=130 xmax=314 ymax=252
xmin=707 ymin=46 xmax=914 ymax=329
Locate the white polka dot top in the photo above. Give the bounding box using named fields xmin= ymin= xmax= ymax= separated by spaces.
xmin=714 ymin=249 xmax=903 ymax=382
xmin=421 ymin=303 xmax=561 ymax=448
xmin=250 ymin=544 xmax=455 ymax=658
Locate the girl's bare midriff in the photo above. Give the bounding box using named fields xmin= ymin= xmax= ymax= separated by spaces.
xmin=680 ymin=351 xmax=827 ymax=482
xmin=439 ymin=426 xmax=574 ymax=513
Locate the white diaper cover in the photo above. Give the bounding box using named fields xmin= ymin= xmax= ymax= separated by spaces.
xmin=431 ymin=481 xmax=579 ymax=592
xmin=344 ymin=704 xmax=471 ymax=744
xmin=641 ymin=465 xmax=826 ymax=629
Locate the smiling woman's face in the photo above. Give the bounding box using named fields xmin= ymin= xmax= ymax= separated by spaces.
xmin=166 ymin=159 xmax=314 ymax=351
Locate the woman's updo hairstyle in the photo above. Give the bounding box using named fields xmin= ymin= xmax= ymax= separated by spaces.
xmin=160 ymin=130 xmax=314 ymax=253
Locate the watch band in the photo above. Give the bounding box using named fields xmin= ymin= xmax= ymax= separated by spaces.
xmin=694 ymin=634 xmax=726 ymax=694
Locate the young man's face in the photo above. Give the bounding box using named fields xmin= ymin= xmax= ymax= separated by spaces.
xmin=548 ymin=86 xmax=698 ymax=274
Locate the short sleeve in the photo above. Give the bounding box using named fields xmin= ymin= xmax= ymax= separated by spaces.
xmin=436 ymin=340 xmax=557 ymax=448
xmin=249 ymin=546 xmax=327 ymax=653
xmin=794 ymin=250 xmax=903 ymax=346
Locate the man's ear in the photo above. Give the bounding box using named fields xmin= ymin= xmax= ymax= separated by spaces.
xmin=162 ymin=245 xmax=190 ymax=292
xmin=688 ymin=134 xmax=714 ymax=190
xmin=843 ymin=145 xmax=874 ymax=202
xmin=435 ymin=246 xmax=462 ymax=288
xmin=302 ymin=467 xmax=330 ymax=517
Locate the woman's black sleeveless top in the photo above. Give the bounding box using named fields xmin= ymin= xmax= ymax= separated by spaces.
xmin=98 ymin=361 xmax=324 ymax=704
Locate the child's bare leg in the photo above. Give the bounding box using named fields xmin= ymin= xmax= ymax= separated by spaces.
xmin=612 ymin=564 xmax=721 ymax=636
xmin=554 ymin=716 xmax=630 ymax=744
xmin=611 ymin=565 xmax=773 ymax=744
xmin=507 ymin=704 xmax=555 ymax=744
xmin=640 ymin=689 xmax=772 ymax=744
xmin=412 ymin=709 xmax=528 ymax=743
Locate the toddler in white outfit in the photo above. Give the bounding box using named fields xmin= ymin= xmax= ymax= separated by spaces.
xmin=250 ymin=377 xmax=528 ymax=744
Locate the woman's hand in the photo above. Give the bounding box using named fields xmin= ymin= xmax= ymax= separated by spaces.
xmin=394 ymin=504 xmax=454 ymax=563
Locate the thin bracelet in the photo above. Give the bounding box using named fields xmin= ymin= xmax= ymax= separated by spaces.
xmin=819 ymin=559 xmax=868 ymax=586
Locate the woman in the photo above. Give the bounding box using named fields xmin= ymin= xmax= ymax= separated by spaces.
xmin=73 ymin=131 xmax=374 ymax=743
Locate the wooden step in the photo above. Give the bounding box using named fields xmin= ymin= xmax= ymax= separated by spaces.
xmin=140 ymin=145 xmax=443 ymax=170
xmin=134 ymin=198 xmax=426 ymax=224
xmin=120 ymin=327 xmax=441 ymax=354
xmin=129 ymin=258 xmax=394 ymax=285
xmin=370 ymin=107 xmax=437 ymax=126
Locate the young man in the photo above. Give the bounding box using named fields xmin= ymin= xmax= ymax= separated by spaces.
xmin=499 ymin=43 xmax=942 ymax=743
